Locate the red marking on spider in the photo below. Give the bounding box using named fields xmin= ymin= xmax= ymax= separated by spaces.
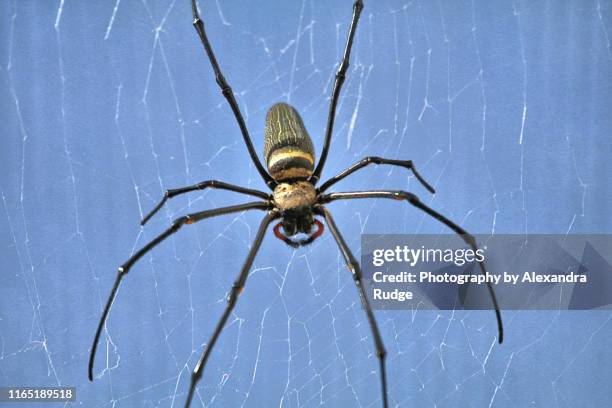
xmin=273 ymin=219 xmax=324 ymax=247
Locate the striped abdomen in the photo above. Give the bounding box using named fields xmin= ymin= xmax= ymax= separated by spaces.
xmin=264 ymin=103 xmax=315 ymax=181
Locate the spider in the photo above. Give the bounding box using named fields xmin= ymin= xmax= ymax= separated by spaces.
xmin=88 ymin=1 xmax=503 ymax=407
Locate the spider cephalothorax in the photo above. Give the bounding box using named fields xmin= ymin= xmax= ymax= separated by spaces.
xmin=272 ymin=180 xmax=322 ymax=246
xmin=89 ymin=1 xmax=503 ymax=407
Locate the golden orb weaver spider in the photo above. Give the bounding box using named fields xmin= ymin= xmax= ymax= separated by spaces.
xmin=88 ymin=1 xmax=504 ymax=406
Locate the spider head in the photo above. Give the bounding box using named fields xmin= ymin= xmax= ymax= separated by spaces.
xmin=272 ymin=180 xmax=321 ymax=247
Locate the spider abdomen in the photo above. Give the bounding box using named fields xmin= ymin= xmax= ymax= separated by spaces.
xmin=264 ymin=103 xmax=315 ymax=181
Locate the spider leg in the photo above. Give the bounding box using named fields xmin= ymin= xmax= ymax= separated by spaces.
xmin=185 ymin=210 xmax=278 ymax=408
xmin=315 ymin=205 xmax=389 ymax=408
xmin=88 ymin=201 xmax=271 ymax=382
xmin=191 ymin=0 xmax=275 ymax=189
xmin=141 ymin=180 xmax=270 ymax=225
xmin=310 ymin=0 xmax=364 ymax=183
xmin=318 ymin=156 xmax=435 ymax=194
xmin=319 ymin=190 xmax=504 ymax=343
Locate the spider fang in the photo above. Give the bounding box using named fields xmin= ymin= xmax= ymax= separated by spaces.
xmin=273 ymin=219 xmax=324 ymax=247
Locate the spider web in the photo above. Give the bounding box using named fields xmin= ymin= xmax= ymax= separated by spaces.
xmin=1 ymin=0 xmax=612 ymax=407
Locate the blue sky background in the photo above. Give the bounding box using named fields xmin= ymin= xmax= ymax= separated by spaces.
xmin=1 ymin=0 xmax=612 ymax=407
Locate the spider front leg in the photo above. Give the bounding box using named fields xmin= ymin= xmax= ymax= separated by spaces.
xmin=185 ymin=210 xmax=279 ymax=408
xmin=88 ymin=201 xmax=271 ymax=381
xmin=141 ymin=180 xmax=270 ymax=225
xmin=311 ymin=0 xmax=364 ymax=183
xmin=317 ymin=156 xmax=436 ymax=193
xmin=319 ymin=190 xmax=504 ymax=343
xmin=316 ymin=205 xmax=389 ymax=408
xmin=191 ymin=0 xmax=275 ymax=188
